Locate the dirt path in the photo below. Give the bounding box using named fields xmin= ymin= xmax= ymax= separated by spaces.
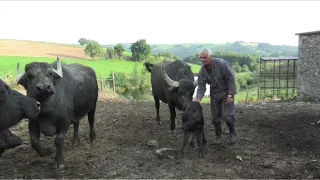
xmin=0 ymin=92 xmax=320 ymax=178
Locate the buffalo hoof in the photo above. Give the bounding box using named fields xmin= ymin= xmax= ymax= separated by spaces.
xmin=55 ymin=163 xmax=65 ymax=170
xmin=90 ymin=131 xmax=96 ymax=143
xmin=72 ymin=141 xmax=81 ymax=148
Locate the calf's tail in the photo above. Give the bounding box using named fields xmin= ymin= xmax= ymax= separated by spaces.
xmin=143 ymin=62 xmax=154 ymax=73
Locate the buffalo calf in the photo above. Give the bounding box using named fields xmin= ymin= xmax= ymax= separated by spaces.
xmin=0 ymin=78 xmax=40 ymax=156
xmin=177 ymin=101 xmax=207 ymax=162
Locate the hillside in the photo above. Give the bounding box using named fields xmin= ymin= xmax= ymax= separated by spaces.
xmin=106 ymin=41 xmax=298 ymax=58
xmin=0 ymin=39 xmax=298 ymax=60
xmin=0 ymin=39 xmax=90 ymax=59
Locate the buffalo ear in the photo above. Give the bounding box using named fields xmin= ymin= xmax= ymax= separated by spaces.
xmin=17 ymin=74 xmax=28 ymax=89
xmin=168 ymin=87 xmax=179 ymax=92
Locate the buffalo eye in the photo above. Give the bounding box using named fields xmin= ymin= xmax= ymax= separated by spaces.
xmin=48 ymin=71 xmax=54 ymax=77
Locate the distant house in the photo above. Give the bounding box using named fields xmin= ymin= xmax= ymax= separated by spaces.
xmin=295 ymin=30 xmax=320 ymax=102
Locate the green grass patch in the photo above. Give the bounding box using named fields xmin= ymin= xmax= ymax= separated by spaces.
xmin=0 ymin=56 xmax=201 ymax=78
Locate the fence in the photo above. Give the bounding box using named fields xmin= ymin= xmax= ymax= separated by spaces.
xmin=1 ymin=72 xmax=117 ymax=93
xmin=98 ymin=72 xmax=116 ymax=92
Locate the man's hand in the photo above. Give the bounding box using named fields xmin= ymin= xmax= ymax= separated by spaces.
xmin=193 ymin=98 xmax=201 ymax=103
xmin=226 ymin=95 xmax=233 ymax=104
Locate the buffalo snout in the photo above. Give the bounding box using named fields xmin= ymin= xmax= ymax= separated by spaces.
xmin=36 ymin=84 xmax=53 ymax=94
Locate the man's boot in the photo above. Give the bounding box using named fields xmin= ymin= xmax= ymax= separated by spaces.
xmin=227 ymin=122 xmax=236 ymax=145
xmin=212 ymin=122 xmax=222 ymax=145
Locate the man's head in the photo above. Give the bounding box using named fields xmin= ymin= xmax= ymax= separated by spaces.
xmin=199 ymin=48 xmax=213 ymax=67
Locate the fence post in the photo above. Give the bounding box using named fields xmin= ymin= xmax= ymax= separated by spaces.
xmin=100 ymin=74 xmax=103 ymax=90
xmin=112 ymin=72 xmax=115 ymax=93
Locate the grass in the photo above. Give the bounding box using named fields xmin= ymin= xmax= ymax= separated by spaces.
xmin=0 ymin=56 xmax=201 ymax=78
xmin=200 ymin=87 xmax=259 ymax=104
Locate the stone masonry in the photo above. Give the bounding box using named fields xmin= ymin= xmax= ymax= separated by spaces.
xmin=296 ymin=30 xmax=320 ymax=102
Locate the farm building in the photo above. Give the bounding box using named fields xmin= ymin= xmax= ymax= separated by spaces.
xmin=295 ymin=30 xmax=320 ymax=102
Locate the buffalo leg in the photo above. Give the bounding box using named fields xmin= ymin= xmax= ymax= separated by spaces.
xmin=168 ymin=104 xmax=176 ymax=131
xmin=196 ymin=130 xmax=204 ymax=158
xmin=72 ymin=121 xmax=80 ymax=146
xmin=88 ymin=107 xmax=96 ymax=143
xmin=29 ymin=121 xmax=55 ymax=157
xmin=189 ymin=134 xmax=195 ymax=148
xmin=54 ymin=120 xmax=70 ymax=169
xmin=154 ymin=97 xmax=161 ymax=124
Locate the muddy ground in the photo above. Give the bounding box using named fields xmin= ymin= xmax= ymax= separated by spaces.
xmin=1 ymin=92 xmax=320 ymax=179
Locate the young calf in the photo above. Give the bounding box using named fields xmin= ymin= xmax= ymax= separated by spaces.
xmin=177 ymin=101 xmax=207 ymax=161
xmin=0 ymin=79 xmax=40 ymax=156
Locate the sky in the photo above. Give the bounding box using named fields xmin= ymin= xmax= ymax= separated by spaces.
xmin=0 ymin=1 xmax=319 ymax=46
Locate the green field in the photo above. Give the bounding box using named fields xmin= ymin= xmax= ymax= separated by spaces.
xmin=0 ymin=56 xmax=201 ymax=78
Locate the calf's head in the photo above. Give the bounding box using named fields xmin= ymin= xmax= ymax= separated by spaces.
xmin=161 ymin=66 xmax=198 ymax=109
xmin=181 ymin=101 xmax=201 ymax=131
xmin=0 ymin=79 xmax=40 ymax=129
xmin=16 ymin=58 xmax=63 ymax=101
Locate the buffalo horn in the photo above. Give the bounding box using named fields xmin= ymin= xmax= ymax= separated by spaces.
xmin=16 ymin=63 xmax=24 ymax=82
xmin=161 ymin=66 xmax=179 ymax=87
xmin=52 ymin=57 xmax=63 ymax=78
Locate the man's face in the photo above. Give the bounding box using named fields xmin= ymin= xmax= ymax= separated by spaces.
xmin=199 ymin=52 xmax=212 ymax=66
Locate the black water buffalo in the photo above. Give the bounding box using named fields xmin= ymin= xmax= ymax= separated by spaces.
xmin=0 ymin=78 xmax=40 ymax=156
xmin=177 ymin=101 xmax=207 ymax=163
xmin=16 ymin=57 xmax=99 ymax=169
xmin=144 ymin=60 xmax=198 ymax=132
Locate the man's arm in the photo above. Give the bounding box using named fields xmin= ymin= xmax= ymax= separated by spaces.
xmin=222 ymin=61 xmax=237 ymax=96
xmin=195 ymin=67 xmax=207 ymax=102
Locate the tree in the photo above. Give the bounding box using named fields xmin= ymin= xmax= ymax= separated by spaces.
xmin=114 ymin=44 xmax=125 ymax=58
xmin=78 ymin=38 xmax=103 ymax=61
xmin=233 ymin=62 xmax=242 ymax=73
xmin=242 ymin=65 xmax=250 ymax=72
xmin=105 ymin=47 xmax=115 ymax=59
xmin=130 ymin=39 xmax=152 ymax=61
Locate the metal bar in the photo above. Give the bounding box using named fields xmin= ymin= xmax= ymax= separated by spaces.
xmin=260 ymin=87 xmax=297 ymax=89
xmin=286 ymin=60 xmax=289 ymax=96
xmin=278 ymin=60 xmax=281 ymax=96
xmin=273 ymin=60 xmax=275 ymax=96
xmin=259 ymin=58 xmax=261 ymax=99
xmin=260 ymin=72 xmax=296 ymax=75
xmin=264 ymin=60 xmax=266 ymax=97
xmin=293 ymin=58 xmax=296 ymax=95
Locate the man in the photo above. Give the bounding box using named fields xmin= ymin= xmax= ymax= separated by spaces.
xmin=194 ymin=48 xmax=237 ymax=145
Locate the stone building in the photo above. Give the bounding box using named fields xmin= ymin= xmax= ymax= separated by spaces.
xmin=295 ymin=30 xmax=320 ymax=101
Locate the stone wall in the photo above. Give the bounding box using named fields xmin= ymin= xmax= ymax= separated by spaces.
xmin=296 ymin=32 xmax=320 ymax=102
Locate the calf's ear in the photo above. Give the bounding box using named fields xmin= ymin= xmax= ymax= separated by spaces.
xmin=17 ymin=74 xmax=28 ymax=89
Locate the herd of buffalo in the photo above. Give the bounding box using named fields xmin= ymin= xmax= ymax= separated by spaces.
xmin=0 ymin=58 xmax=205 ymax=169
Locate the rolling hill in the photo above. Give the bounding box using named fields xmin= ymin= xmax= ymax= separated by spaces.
xmin=106 ymin=41 xmax=298 ymax=58
xmin=0 ymin=39 xmax=298 ymax=61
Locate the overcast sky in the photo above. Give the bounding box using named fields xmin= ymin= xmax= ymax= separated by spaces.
xmin=0 ymin=1 xmax=319 ymax=46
